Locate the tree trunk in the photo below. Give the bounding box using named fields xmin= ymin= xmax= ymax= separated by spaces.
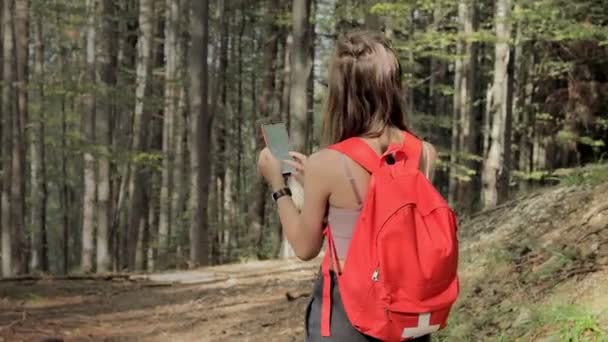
xmin=13 ymin=0 xmax=28 ymax=275
xmin=171 ymin=83 xmax=187 ymax=253
xmin=481 ymin=0 xmax=512 ymax=208
xmin=59 ymin=46 xmax=70 ymax=274
xmin=95 ymin=0 xmax=117 ymax=273
xmin=170 ymin=0 xmax=187 ymax=264
xmin=280 ymin=33 xmax=292 ymax=129
xmin=501 ymin=45 xmax=515 ymax=198
xmin=81 ymin=0 xmax=98 ymax=273
xmin=188 ymin=0 xmax=210 ymax=267
xmin=1 ymin=0 xmax=14 ymax=277
xmin=212 ymin=0 xmax=229 ymax=264
xmin=248 ymin=0 xmax=280 ymax=258
xmin=281 ymin=0 xmax=312 ymax=259
xmin=135 ymin=191 xmax=149 ymax=271
xmin=306 ymin=0 xmax=315 ymax=152
xmin=30 ymin=13 xmax=48 ymax=273
xmin=449 ymin=13 xmax=463 ymax=206
xmin=519 ymin=54 xmax=535 ymax=189
xmin=159 ymin=0 xmax=177 ymax=267
xmin=456 ymin=0 xmax=479 ymax=212
xmin=147 ymin=189 xmax=157 ymax=271
xmin=126 ymin=0 xmax=153 ymax=270
xmin=234 ymin=6 xmax=245 ymax=251
xmin=406 ymin=10 xmax=415 ymax=116
xmin=512 ymin=16 xmax=533 ymax=191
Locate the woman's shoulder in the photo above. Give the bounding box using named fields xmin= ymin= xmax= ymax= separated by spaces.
xmin=302 ymin=149 xmax=344 ymax=189
xmin=419 ymin=140 xmax=438 ymax=181
xmin=307 ymin=148 xmax=343 ymax=169
xmin=421 ymin=141 xmax=437 ymax=160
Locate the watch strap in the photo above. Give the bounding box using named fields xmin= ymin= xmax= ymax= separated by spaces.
xmin=272 ymin=187 xmax=292 ymax=202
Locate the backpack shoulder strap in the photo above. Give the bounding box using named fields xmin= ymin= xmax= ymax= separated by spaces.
xmin=329 ymin=137 xmax=380 ymax=173
xmin=402 ymin=131 xmax=423 ymax=170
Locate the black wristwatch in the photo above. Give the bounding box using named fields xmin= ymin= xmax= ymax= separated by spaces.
xmin=272 ymin=187 xmax=292 ymax=202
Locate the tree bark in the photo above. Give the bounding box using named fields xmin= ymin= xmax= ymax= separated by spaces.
xmin=188 ymin=0 xmax=210 ymax=267
xmin=30 ymin=13 xmax=48 ymax=273
xmin=280 ymin=33 xmax=292 ymax=129
xmin=481 ymin=0 xmax=512 ymax=208
xmin=1 ymin=0 xmax=14 ymax=277
xmin=281 ymin=0 xmax=312 ymax=259
xmin=305 ymin=0 xmax=315 ymax=152
xmin=212 ymin=0 xmax=229 ymax=264
xmin=147 ymin=188 xmax=157 ymax=271
xmin=13 ymin=0 xmax=28 ymax=275
xmin=449 ymin=14 xmax=463 ymax=206
xmin=159 ymin=0 xmax=177 ymax=267
xmin=96 ymin=0 xmax=117 ymax=273
xmin=519 ymin=53 xmax=535 ymax=187
xmin=135 ymin=191 xmax=149 ymax=270
xmin=126 ymin=0 xmax=153 ymax=270
xmin=170 ymin=0 xmax=188 ymax=264
xmin=171 ymin=83 xmax=187 ymax=254
xmin=248 ymin=0 xmax=280 ymax=258
xmin=456 ymin=0 xmax=479 ymax=212
xmin=234 ymin=5 xmax=245 ymax=251
xmin=59 ymin=45 xmax=70 ymax=275
xmin=81 ymin=0 xmax=98 ymax=273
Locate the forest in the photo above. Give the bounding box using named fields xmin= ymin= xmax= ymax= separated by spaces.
xmin=0 ymin=0 xmax=607 ymax=277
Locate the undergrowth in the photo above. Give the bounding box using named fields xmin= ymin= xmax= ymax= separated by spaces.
xmin=555 ymin=163 xmax=608 ymax=187
xmin=526 ymin=304 xmax=608 ymax=342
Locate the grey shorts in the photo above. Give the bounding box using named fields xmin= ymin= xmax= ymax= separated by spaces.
xmin=305 ymin=271 xmax=431 ymax=341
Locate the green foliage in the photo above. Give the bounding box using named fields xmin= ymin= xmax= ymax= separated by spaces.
xmin=556 ymin=130 xmax=578 ymax=144
xmin=514 ymin=163 xmax=608 ymax=186
xmin=553 ymin=164 xmax=608 ymax=186
xmin=580 ymin=136 xmax=605 ymax=149
xmin=133 ymin=152 xmax=163 ymax=172
xmin=530 ymin=304 xmax=607 ymax=341
xmin=514 ymin=0 xmax=608 ymax=43
xmin=513 ymin=170 xmax=551 ymax=181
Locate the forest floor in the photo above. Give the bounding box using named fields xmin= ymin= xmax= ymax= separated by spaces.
xmin=1 ymin=176 xmax=608 ymax=342
xmin=0 ymin=259 xmax=319 ymax=342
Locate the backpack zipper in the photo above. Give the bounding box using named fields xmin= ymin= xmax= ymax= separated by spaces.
xmin=371 ymin=267 xmax=380 ymax=282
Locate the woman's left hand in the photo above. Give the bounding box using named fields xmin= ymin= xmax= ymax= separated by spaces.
xmin=283 ymin=151 xmax=307 ymax=186
xmin=257 ymin=147 xmax=285 ymax=190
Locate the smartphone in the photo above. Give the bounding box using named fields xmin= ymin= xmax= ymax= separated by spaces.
xmin=261 ymin=122 xmax=294 ymax=175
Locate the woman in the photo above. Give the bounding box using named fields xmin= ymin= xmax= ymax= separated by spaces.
xmin=257 ymin=31 xmax=437 ymax=341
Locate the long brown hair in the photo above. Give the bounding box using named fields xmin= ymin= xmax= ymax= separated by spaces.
xmin=321 ymin=31 xmax=411 ymax=146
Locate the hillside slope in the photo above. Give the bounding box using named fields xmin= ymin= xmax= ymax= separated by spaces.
xmin=442 ymin=180 xmax=608 ymax=341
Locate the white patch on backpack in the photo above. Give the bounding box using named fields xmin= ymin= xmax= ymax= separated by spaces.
xmin=401 ymin=313 xmax=440 ymax=339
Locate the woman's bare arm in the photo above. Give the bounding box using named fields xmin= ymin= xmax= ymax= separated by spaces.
xmin=274 ymin=151 xmax=329 ymax=260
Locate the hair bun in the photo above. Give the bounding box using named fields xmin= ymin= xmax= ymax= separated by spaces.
xmin=337 ymin=35 xmax=371 ymax=58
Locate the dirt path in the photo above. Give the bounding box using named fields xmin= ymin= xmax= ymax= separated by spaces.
xmin=0 ymin=259 xmax=321 ymax=342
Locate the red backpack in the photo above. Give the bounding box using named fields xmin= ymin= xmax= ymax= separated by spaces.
xmin=320 ymin=131 xmax=459 ymax=341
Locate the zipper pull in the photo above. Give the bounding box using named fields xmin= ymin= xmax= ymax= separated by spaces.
xmin=371 ymin=268 xmax=379 ymax=282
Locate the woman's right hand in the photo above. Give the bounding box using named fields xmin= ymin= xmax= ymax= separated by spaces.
xmin=284 ymin=151 xmax=307 ymax=186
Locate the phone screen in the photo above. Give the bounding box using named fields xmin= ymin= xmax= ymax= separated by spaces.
xmin=261 ymin=123 xmax=294 ymax=175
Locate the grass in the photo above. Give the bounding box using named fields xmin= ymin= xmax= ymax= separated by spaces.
xmin=556 ymin=163 xmax=608 ymax=187
xmin=529 ymin=304 xmax=608 ymax=342
xmin=440 ymin=303 xmax=608 ymax=341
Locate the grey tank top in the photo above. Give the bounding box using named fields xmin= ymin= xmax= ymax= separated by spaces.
xmin=327 ymin=154 xmax=363 ymax=259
